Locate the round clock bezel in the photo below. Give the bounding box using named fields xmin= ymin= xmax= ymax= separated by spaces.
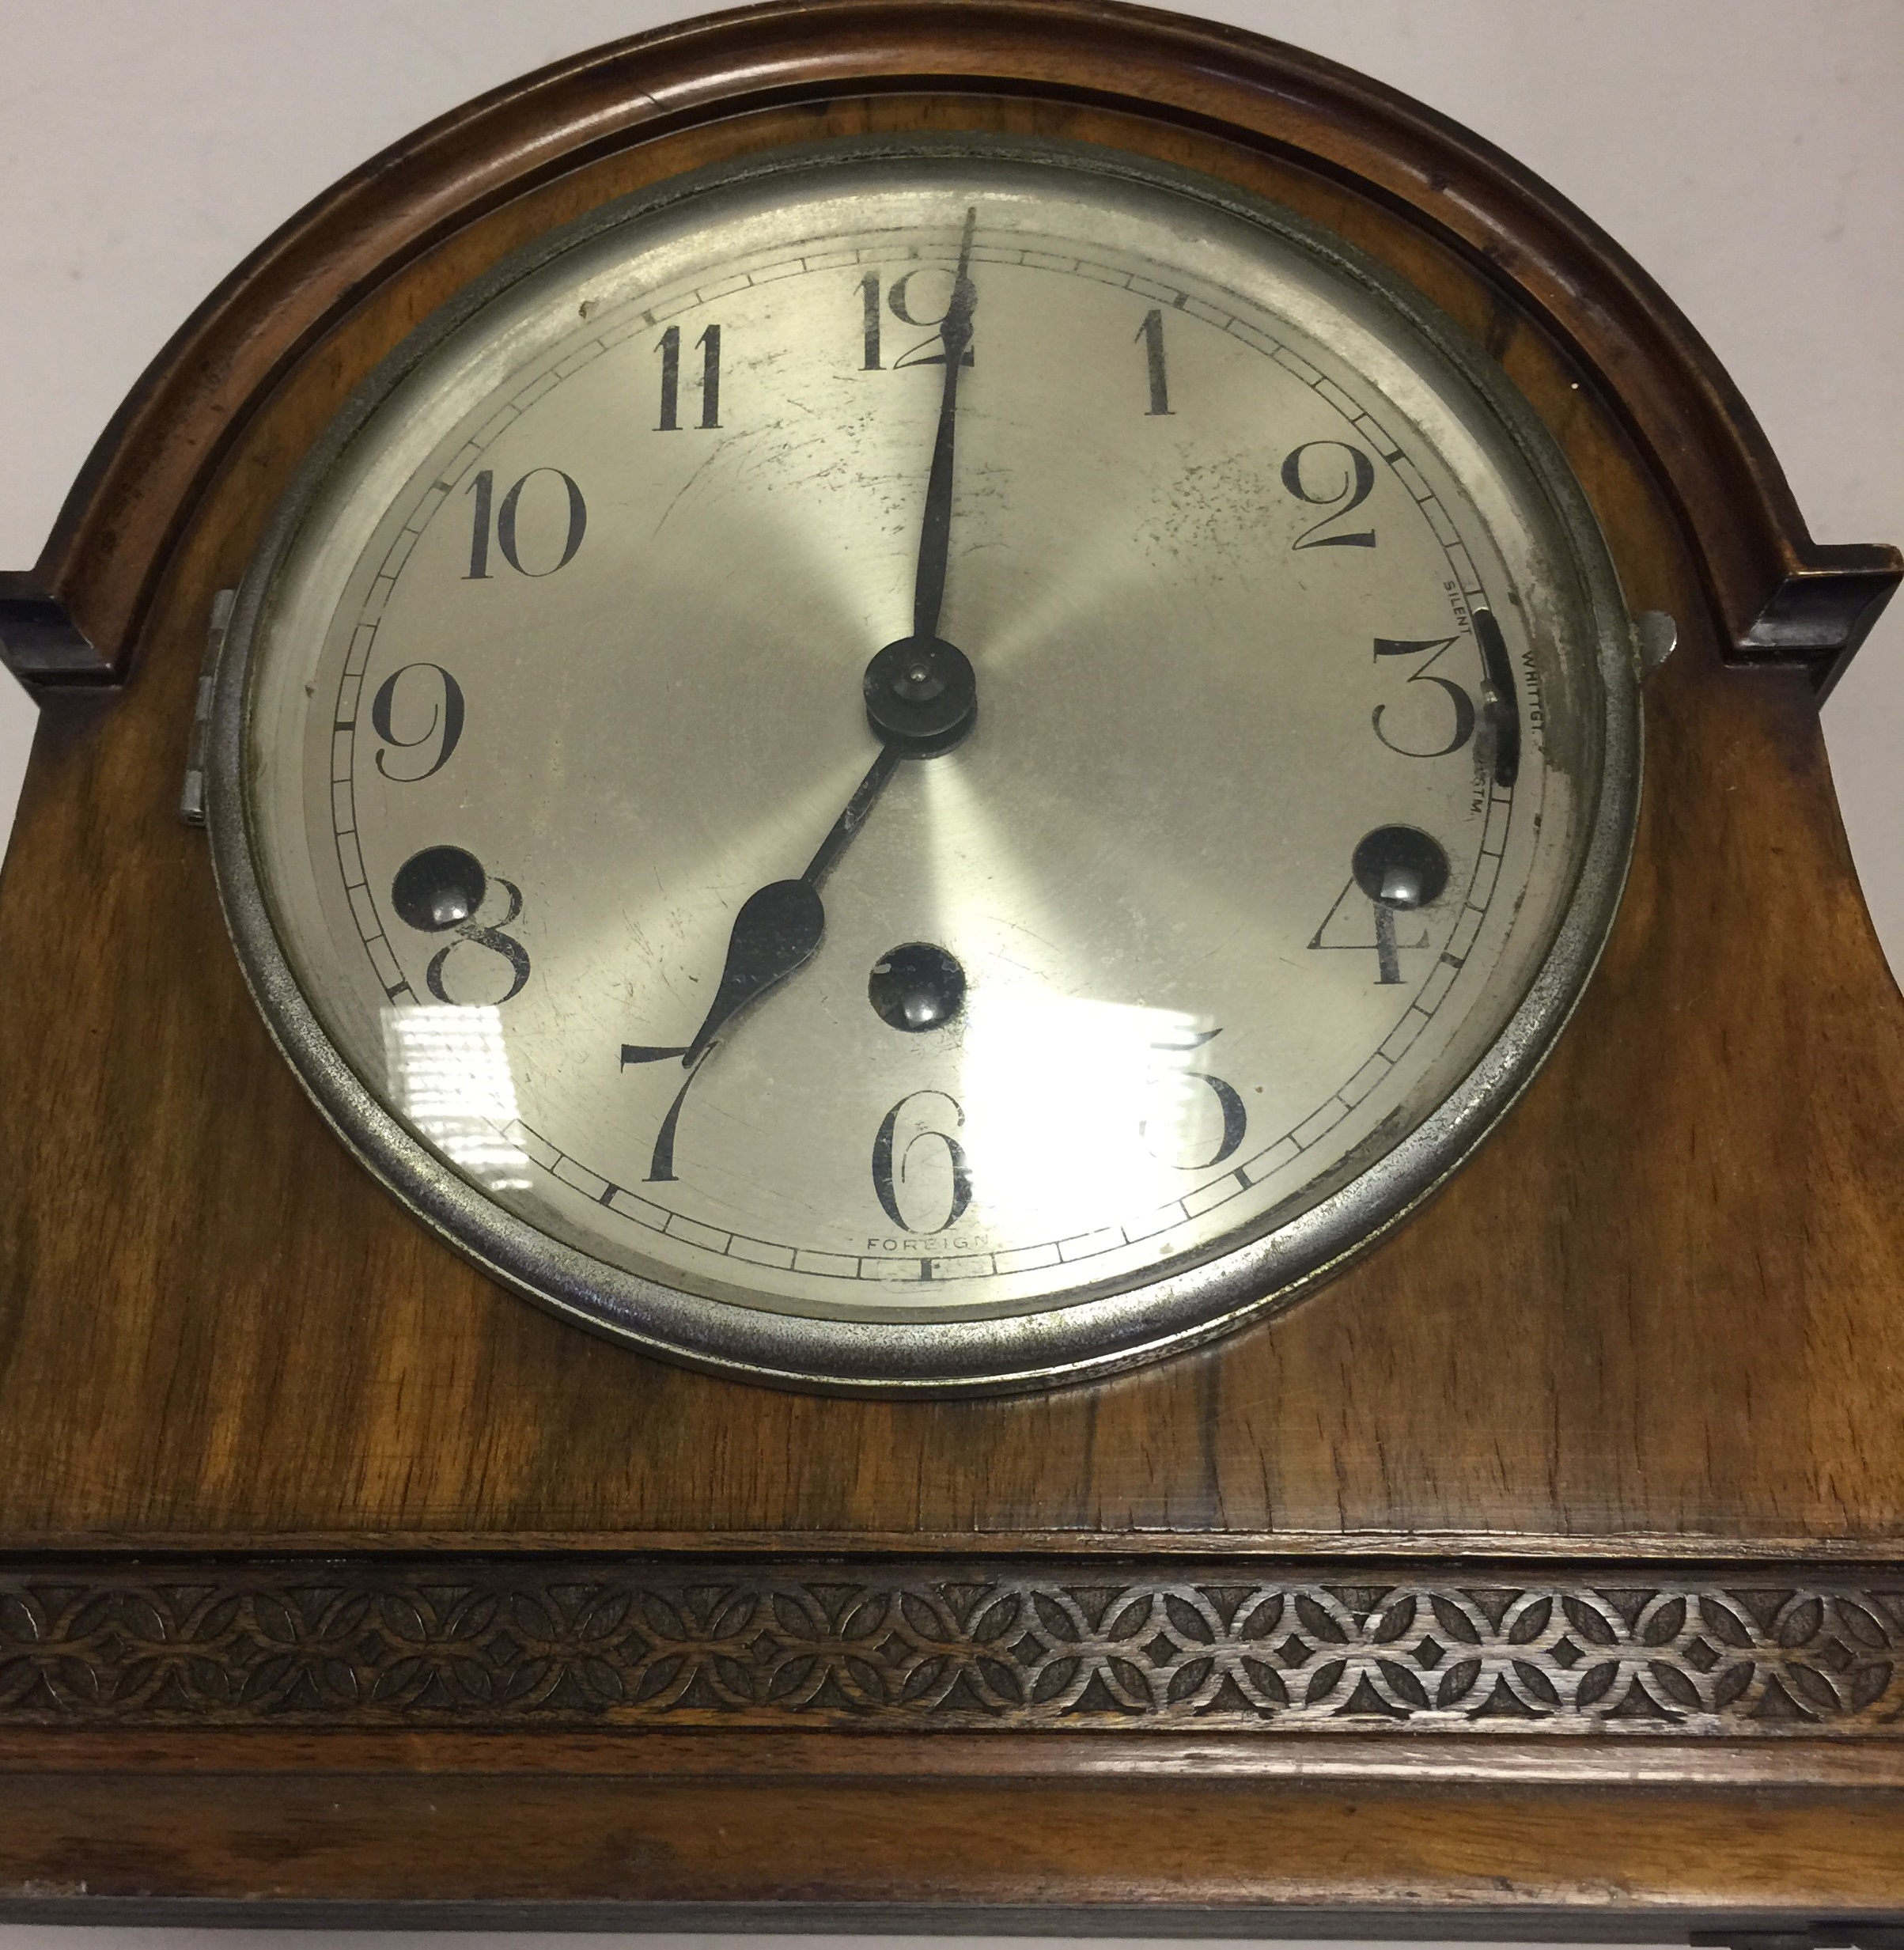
xmin=206 ymin=133 xmax=1642 ymax=1396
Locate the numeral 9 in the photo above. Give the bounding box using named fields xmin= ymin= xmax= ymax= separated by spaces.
xmin=370 ymin=663 xmax=464 ymax=782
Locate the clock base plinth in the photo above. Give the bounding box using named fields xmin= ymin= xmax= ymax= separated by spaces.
xmin=4 ymin=1721 xmax=1903 ymax=1932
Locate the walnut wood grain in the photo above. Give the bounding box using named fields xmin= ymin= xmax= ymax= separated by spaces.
xmin=3 ymin=6 xmax=1904 ymax=1921
xmin=4 ymin=1765 xmax=1903 ymax=1924
xmin=0 ymin=0 xmax=1892 ymax=688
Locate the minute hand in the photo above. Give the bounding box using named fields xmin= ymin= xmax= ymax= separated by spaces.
xmin=910 ymin=207 xmax=978 ymax=644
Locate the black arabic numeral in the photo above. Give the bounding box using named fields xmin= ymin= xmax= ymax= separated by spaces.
xmin=389 ymin=846 xmax=532 ymax=1005
xmin=872 ymin=1089 xmax=974 ymax=1233
xmin=637 ymin=1052 xmax=705 ymax=1185
xmin=1308 ymin=826 xmax=1450 ymax=986
xmin=495 ymin=469 xmax=586 ymax=576
xmin=1145 ymin=1030 xmax=1247 ymax=1169
xmin=1372 ymin=635 xmax=1476 ymax=758
xmin=464 ymin=470 xmax=494 ymax=579
xmin=656 ymin=324 xmax=681 ymax=430
xmin=697 ymin=324 xmax=721 ymax=428
xmin=1282 ymin=441 xmax=1376 ymax=548
xmin=466 ymin=468 xmax=585 ymax=577
xmin=860 ymin=271 xmax=883 ymax=369
xmin=426 ymin=878 xmax=532 ymax=1005
xmin=1136 ymin=308 xmax=1172 ymax=416
xmin=857 ymin=270 xmax=975 ymax=371
xmin=657 ymin=324 xmax=721 ymax=430
xmin=369 ymin=663 xmax=464 ymax=782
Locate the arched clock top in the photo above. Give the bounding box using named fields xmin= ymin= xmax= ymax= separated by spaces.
xmin=5 ymin=9 xmax=1904 ymax=1907
xmin=0 ymin=0 xmax=1893 ymax=692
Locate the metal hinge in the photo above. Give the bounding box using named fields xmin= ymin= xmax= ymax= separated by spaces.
xmin=179 ymin=587 xmax=234 ymax=827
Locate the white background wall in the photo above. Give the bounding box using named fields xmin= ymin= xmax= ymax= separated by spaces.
xmin=0 ymin=2 xmax=1898 ymax=1944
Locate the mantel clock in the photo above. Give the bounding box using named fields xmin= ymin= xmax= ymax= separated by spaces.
xmin=2 ymin=2 xmax=1902 ymax=1931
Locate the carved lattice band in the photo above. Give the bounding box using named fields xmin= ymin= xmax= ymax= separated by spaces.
xmin=3 ymin=1561 xmax=1901 ymax=1732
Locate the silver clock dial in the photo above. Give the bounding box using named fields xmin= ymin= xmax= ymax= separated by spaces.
xmin=214 ymin=142 xmax=1637 ymax=1392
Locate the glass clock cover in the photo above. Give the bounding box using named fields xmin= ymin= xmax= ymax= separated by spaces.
xmin=210 ymin=139 xmax=1638 ymax=1393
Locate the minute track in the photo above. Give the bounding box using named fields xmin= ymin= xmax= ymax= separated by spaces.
xmin=337 ymin=209 xmax=1529 ymax=1288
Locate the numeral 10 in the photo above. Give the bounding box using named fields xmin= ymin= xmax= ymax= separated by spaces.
xmin=464 ymin=468 xmax=587 ymax=580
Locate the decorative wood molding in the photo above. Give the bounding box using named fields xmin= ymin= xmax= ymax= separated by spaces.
xmin=6 ymin=1559 xmax=1902 ymax=1734
xmin=1 ymin=0 xmax=1893 ymax=691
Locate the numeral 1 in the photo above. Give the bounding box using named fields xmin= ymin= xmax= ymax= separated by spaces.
xmin=465 ymin=469 xmax=494 ymax=580
xmin=1136 ymin=309 xmax=1172 ymax=416
xmin=861 ymin=272 xmax=883 ymax=369
xmin=657 ymin=324 xmax=721 ymax=430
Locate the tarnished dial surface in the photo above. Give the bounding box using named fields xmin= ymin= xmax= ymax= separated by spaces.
xmin=214 ymin=140 xmax=1638 ymax=1393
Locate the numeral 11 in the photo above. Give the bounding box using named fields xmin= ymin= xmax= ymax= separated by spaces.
xmin=657 ymin=324 xmax=721 ymax=430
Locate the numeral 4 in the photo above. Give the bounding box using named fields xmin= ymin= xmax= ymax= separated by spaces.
xmin=1309 ymin=827 xmax=1450 ymax=985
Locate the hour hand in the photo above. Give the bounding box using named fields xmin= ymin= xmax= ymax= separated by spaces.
xmin=619 ymin=877 xmax=823 ymax=1182
xmin=619 ymin=744 xmax=900 ymax=1076
xmin=663 ymin=877 xmax=824 ymax=1069
xmin=619 ymin=747 xmax=900 ymax=1183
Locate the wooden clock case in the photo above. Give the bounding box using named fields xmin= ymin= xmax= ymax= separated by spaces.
xmin=2 ymin=0 xmax=1902 ymax=1931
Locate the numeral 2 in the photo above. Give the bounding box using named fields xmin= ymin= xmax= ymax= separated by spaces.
xmin=1282 ymin=441 xmax=1376 ymax=548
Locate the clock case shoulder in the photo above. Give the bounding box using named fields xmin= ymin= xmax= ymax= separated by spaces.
xmin=0 ymin=0 xmax=1895 ymax=695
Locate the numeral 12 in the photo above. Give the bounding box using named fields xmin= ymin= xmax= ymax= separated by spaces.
xmin=857 ymin=271 xmax=976 ymax=371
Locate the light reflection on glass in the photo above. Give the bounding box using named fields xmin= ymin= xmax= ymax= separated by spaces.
xmin=382 ymin=1004 xmax=532 ymax=1191
xmin=904 ymin=758 xmax=1236 ymax=1244
xmin=956 ymin=988 xmax=1225 ymax=1241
